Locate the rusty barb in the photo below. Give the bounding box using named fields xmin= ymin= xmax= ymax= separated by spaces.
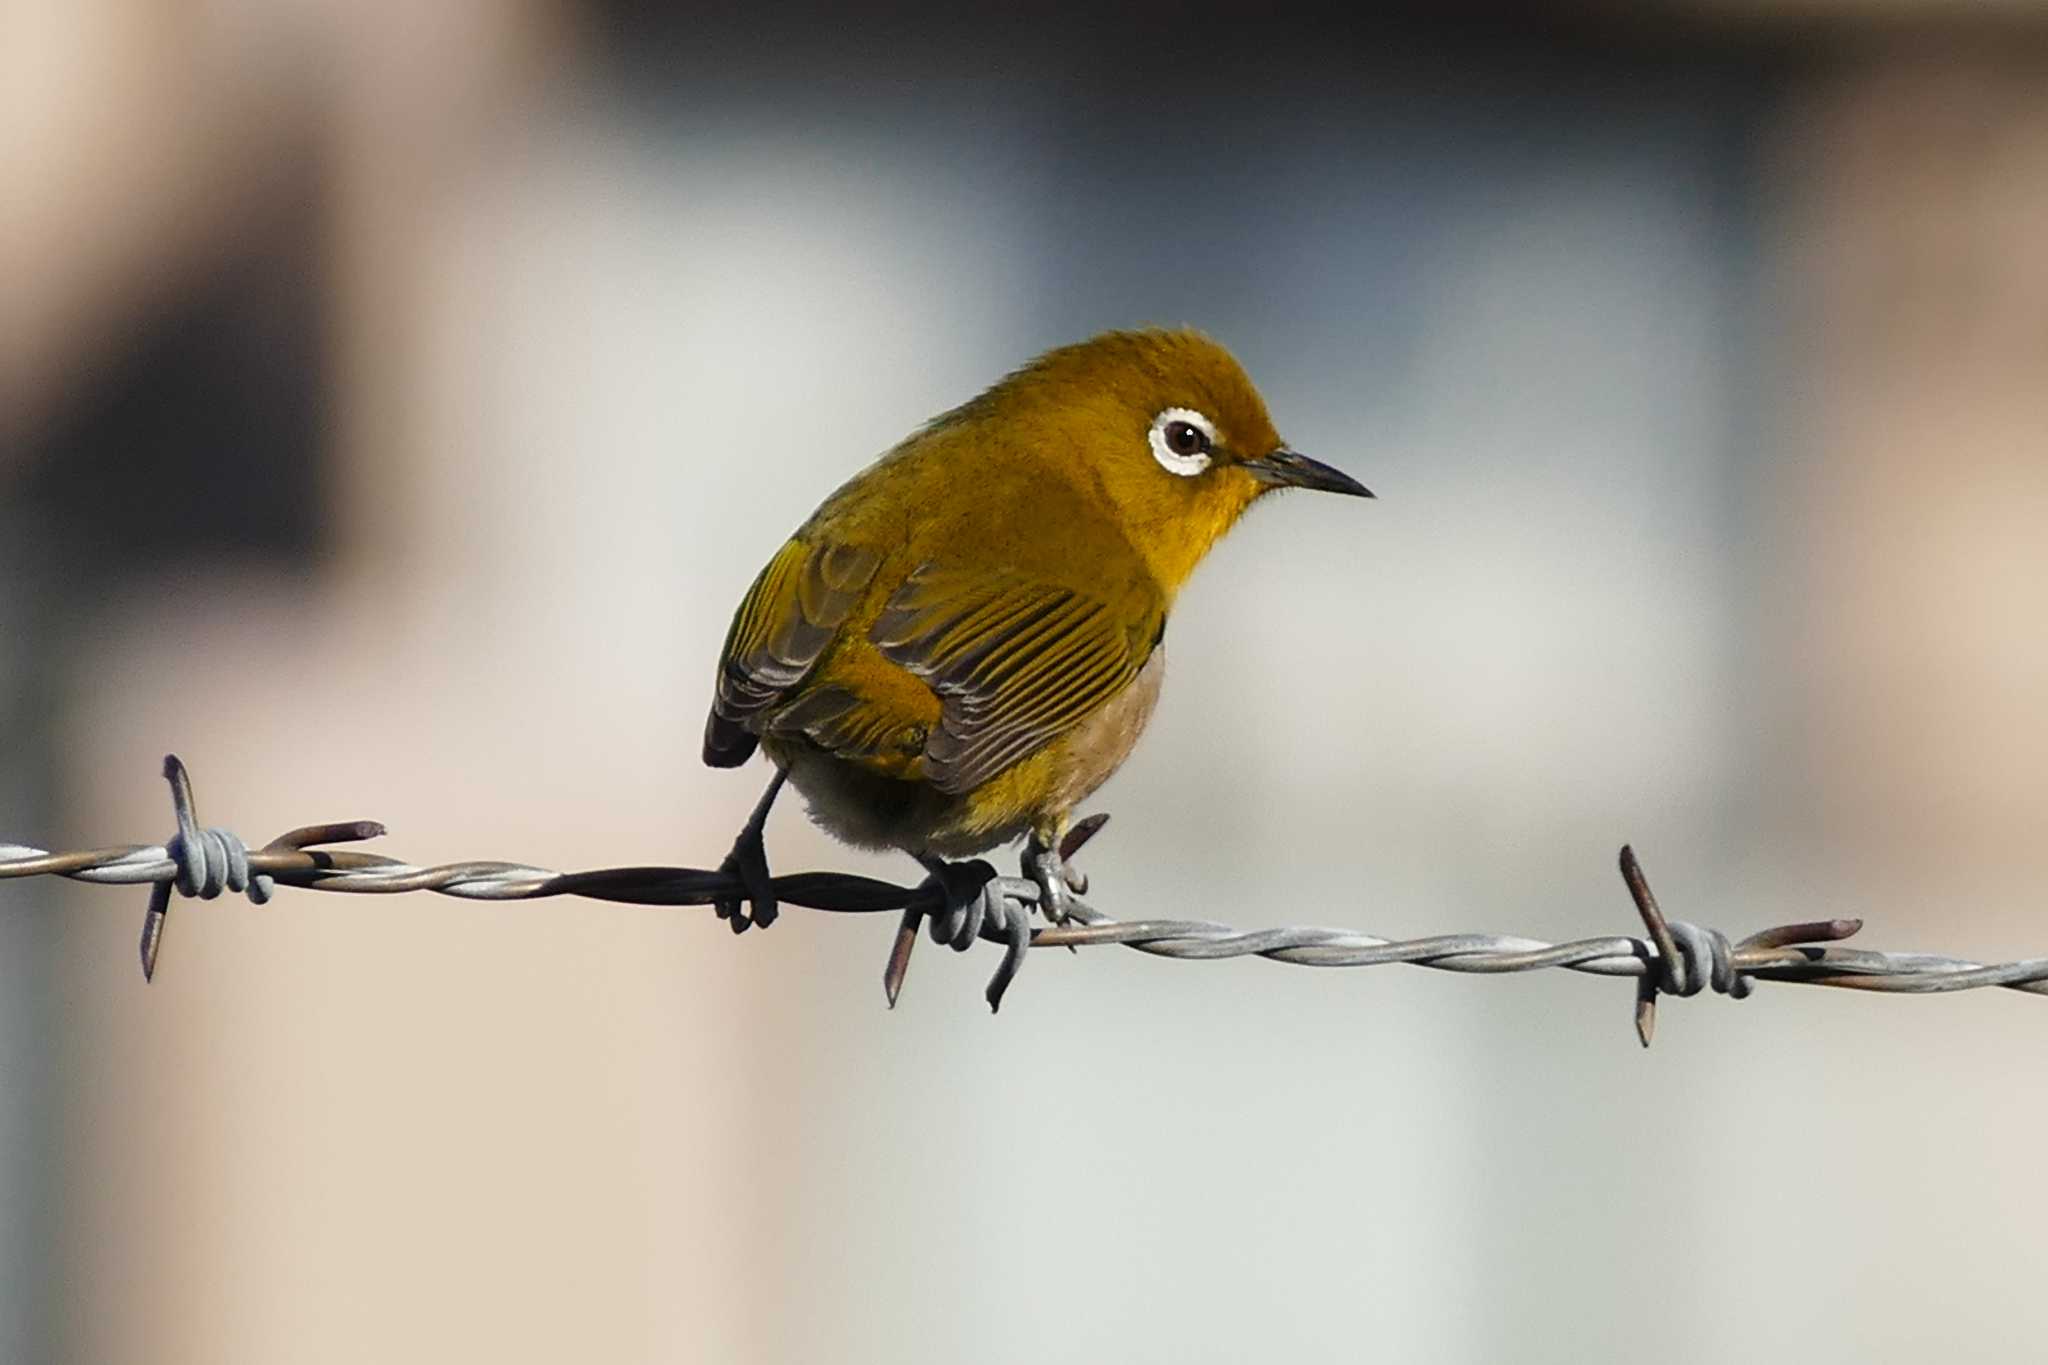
xmin=4 ymin=756 xmax=2048 ymax=1041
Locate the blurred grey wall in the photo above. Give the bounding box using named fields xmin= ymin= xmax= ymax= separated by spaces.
xmin=0 ymin=508 xmax=60 ymax=1365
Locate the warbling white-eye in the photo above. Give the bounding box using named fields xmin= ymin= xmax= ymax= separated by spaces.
xmin=703 ymin=328 xmax=1371 ymax=981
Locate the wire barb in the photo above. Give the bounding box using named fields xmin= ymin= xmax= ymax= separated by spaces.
xmin=2 ymin=757 xmax=2045 ymax=1036
xmin=139 ymin=756 xmax=281 ymax=982
xmin=1622 ymin=845 xmax=1772 ymax=1046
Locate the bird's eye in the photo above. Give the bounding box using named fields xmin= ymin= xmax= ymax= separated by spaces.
xmin=1149 ymin=407 xmax=1217 ymax=477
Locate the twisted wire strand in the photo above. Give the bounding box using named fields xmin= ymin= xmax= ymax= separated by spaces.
xmin=4 ymin=756 xmax=2046 ymax=1041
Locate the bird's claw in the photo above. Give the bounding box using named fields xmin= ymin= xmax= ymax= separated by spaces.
xmin=714 ymin=822 xmax=777 ymax=933
xmin=1025 ymin=835 xmax=1090 ymax=926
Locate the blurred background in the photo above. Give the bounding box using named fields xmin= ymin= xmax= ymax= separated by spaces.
xmin=4 ymin=2 xmax=2047 ymax=1361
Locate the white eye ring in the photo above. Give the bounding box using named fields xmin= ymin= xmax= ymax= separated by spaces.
xmin=1149 ymin=407 xmax=1216 ymax=477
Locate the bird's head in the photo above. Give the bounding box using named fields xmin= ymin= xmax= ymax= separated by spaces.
xmin=955 ymin=329 xmax=1371 ymax=592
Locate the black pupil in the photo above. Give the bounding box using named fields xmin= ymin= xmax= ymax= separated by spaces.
xmin=1166 ymin=421 xmax=1204 ymax=456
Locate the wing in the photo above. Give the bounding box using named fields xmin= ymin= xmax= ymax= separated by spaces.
xmin=703 ymin=538 xmax=882 ymax=766
xmin=871 ymin=564 xmax=1161 ymax=795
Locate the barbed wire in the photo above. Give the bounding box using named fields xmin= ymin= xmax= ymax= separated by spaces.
xmin=4 ymin=756 xmax=2045 ymax=1045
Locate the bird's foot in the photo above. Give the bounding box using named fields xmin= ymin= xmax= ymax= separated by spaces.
xmin=886 ymin=857 xmax=1039 ymax=1012
xmin=715 ymin=769 xmax=786 ymax=933
xmin=714 ymin=823 xmax=776 ymax=932
xmin=1024 ymin=813 xmax=1109 ymax=926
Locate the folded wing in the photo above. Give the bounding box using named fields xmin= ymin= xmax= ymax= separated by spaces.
xmin=703 ymin=539 xmax=881 ymax=766
xmin=871 ymin=564 xmax=1160 ymax=795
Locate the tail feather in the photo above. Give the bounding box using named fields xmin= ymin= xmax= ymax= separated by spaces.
xmin=702 ymin=710 xmax=760 ymax=767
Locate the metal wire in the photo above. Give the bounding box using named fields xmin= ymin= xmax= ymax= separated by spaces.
xmin=4 ymin=756 xmax=2045 ymax=1044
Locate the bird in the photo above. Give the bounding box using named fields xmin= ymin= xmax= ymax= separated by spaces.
xmin=702 ymin=328 xmax=1370 ymax=994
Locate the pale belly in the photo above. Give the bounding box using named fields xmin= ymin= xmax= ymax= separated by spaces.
xmin=1039 ymin=644 xmax=1165 ymax=817
xmin=775 ymin=647 xmax=1166 ymax=859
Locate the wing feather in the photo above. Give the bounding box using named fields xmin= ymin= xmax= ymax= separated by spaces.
xmin=872 ymin=565 xmax=1159 ymax=795
xmin=703 ymin=540 xmax=881 ymax=766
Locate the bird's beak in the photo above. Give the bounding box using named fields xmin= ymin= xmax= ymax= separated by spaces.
xmin=1243 ymin=448 xmax=1374 ymax=498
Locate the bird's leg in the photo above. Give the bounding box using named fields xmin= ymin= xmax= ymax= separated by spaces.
xmin=715 ymin=767 xmax=786 ymax=933
xmin=1015 ymin=826 xmax=1081 ymax=933
xmin=1018 ymin=812 xmax=1110 ymax=932
xmin=1023 ymin=835 xmax=1073 ymax=925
